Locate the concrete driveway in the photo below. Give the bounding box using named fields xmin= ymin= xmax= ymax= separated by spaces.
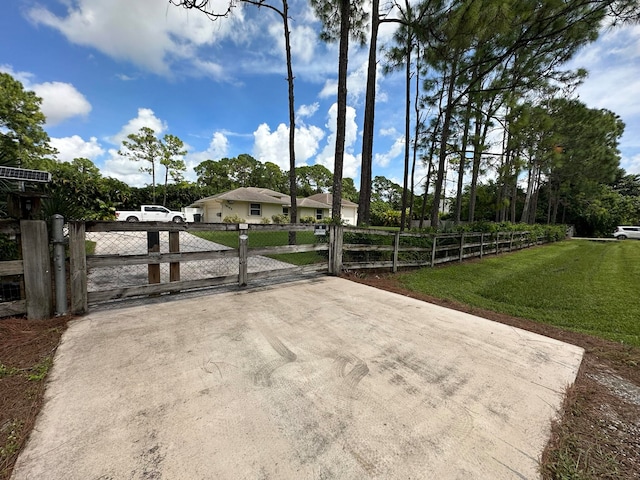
xmin=12 ymin=277 xmax=583 ymax=479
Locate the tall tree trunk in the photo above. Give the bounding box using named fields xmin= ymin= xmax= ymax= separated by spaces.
xmin=520 ymin=158 xmax=535 ymax=223
xmin=497 ymin=126 xmax=512 ymax=222
xmin=468 ymin=119 xmax=482 ymax=222
xmin=163 ymin=167 xmax=169 ymax=206
xmin=430 ymin=57 xmax=458 ymax=229
xmin=529 ymin=168 xmax=542 ymax=224
xmin=282 ymin=3 xmax=298 ymax=244
xmin=454 ymin=100 xmax=472 ymax=224
xmin=332 ymin=0 xmax=350 ymax=224
xmin=283 ymin=4 xmax=297 ymax=226
xmin=408 ymin=66 xmax=422 ymax=227
xmin=419 ymin=123 xmax=438 ymax=229
xmin=399 ymin=30 xmax=412 ymax=232
xmin=358 ymin=0 xmax=379 ymax=226
xmin=510 ymin=161 xmax=519 ymax=222
xmin=151 ymin=158 xmax=156 ymax=204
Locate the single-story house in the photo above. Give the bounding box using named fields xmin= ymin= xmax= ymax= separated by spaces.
xmin=189 ymin=187 xmax=358 ymax=224
xmin=190 ymin=187 xmax=291 ymax=223
xmin=306 ymin=193 xmax=358 ymax=225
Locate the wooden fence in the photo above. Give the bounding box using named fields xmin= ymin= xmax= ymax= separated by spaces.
xmin=0 ymin=220 xmax=52 ymax=319
xmin=68 ymin=221 xmax=333 ymax=314
xmin=0 ymin=220 xmax=557 ymax=319
xmin=340 ymin=227 xmax=548 ymax=272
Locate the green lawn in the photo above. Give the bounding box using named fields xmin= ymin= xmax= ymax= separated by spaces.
xmin=193 ymin=230 xmax=319 ymax=248
xmin=193 ymin=230 xmax=327 ymax=265
xmin=397 ymin=239 xmax=640 ymax=346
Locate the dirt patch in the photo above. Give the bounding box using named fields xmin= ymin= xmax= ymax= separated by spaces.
xmin=345 ymin=271 xmax=640 ymax=479
xmin=0 ymin=316 xmax=69 ymax=480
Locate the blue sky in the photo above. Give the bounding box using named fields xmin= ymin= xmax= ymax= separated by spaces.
xmin=1 ymin=0 xmax=639 ymax=193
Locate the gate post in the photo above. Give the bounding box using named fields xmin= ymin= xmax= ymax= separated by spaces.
xmin=20 ymin=220 xmax=52 ymax=319
xmin=392 ymin=232 xmax=400 ymax=273
xmin=328 ymin=225 xmax=343 ymax=275
xmin=238 ymin=226 xmax=248 ymax=286
xmin=147 ymin=231 xmax=161 ymax=284
xmin=169 ymin=231 xmax=180 ymax=282
xmin=69 ymin=221 xmax=87 ymax=314
xmin=52 ymin=214 xmax=67 ymax=315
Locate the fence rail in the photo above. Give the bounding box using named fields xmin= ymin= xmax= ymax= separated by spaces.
xmin=342 ymin=227 xmax=547 ymax=272
xmin=0 ymin=220 xmax=52 ymax=319
xmin=0 ymin=219 xmax=559 ymax=319
xmin=69 ymin=221 xmax=331 ymax=313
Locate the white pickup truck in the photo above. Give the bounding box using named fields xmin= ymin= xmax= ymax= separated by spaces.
xmin=115 ymin=205 xmax=186 ymax=223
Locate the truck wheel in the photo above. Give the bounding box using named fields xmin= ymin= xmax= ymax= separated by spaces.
xmin=172 ymin=216 xmax=184 ymax=223
xmin=617 ymin=234 xmax=627 ymax=240
xmin=126 ymin=216 xmax=139 ymax=222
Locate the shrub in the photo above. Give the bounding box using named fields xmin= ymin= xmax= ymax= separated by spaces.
xmin=271 ymin=214 xmax=289 ymax=224
xmin=300 ymin=216 xmax=316 ymax=224
xmin=260 ymin=217 xmax=271 ymax=224
xmin=0 ymin=234 xmax=19 ymax=261
xmin=223 ymin=214 xmax=246 ymax=223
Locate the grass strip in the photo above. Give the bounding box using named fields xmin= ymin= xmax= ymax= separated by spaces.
xmin=397 ymin=240 xmax=640 ymax=346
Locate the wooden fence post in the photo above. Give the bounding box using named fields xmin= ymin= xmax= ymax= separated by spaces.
xmin=328 ymin=225 xmax=343 ymax=275
xmin=169 ymin=231 xmax=180 ymax=282
xmin=480 ymin=233 xmax=484 ymax=259
xmin=69 ymin=221 xmax=87 ymax=315
xmin=147 ymin=231 xmax=161 ymax=284
xmin=430 ymin=235 xmax=437 ymax=267
xmin=392 ymin=232 xmax=400 ymax=273
xmin=238 ymin=227 xmax=248 ymax=286
xmin=20 ymin=220 xmax=52 ymax=320
xmin=459 ymin=233 xmax=465 ymax=262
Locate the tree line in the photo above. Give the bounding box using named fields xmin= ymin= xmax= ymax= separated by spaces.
xmin=2 ymin=0 xmax=640 ymax=235
xmin=170 ymin=0 xmax=639 ymax=235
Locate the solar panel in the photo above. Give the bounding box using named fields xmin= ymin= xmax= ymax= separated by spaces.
xmin=0 ymin=166 xmax=51 ymax=183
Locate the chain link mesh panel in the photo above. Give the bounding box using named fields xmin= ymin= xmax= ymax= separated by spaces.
xmin=85 ymin=225 xmax=329 ymax=293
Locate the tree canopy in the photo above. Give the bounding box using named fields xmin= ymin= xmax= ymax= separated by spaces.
xmin=0 ymin=72 xmax=55 ymax=168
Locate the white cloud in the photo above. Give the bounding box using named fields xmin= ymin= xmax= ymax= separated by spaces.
xmin=296 ymin=102 xmax=319 ymax=118
xmin=0 ymin=65 xmax=91 ymax=126
xmin=26 ymin=0 xmax=242 ymax=76
xmin=208 ymin=131 xmax=230 ymax=159
xmin=380 ymin=127 xmax=399 ymax=137
xmin=317 ymin=60 xmax=372 ymax=103
xmin=101 ymin=148 xmax=151 ymax=187
xmin=185 ymin=131 xmax=230 ymax=171
xmin=290 ymin=24 xmax=317 ymax=64
xmin=192 ymin=59 xmax=228 ymax=81
xmin=100 ymin=108 xmax=170 ymax=184
xmin=374 ymin=135 xmax=405 ymax=167
xmin=253 ymin=122 xmax=324 ymax=170
xmin=0 ymin=65 xmax=33 ymax=85
xmin=318 ymin=78 xmax=337 ymax=99
xmin=621 ymin=153 xmax=640 ymax=175
xmin=50 ymin=135 xmax=104 ymax=162
xmin=314 ymin=103 xmax=360 ymax=179
xmin=109 ymin=108 xmax=167 ymax=146
xmin=32 ymin=81 xmax=91 ymax=126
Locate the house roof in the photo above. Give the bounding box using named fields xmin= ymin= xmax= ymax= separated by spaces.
xmin=297 ymin=197 xmax=331 ymax=209
xmin=307 ymin=193 xmax=358 ymax=207
xmin=190 ymin=187 xmax=355 ymax=210
xmin=191 ymin=187 xmax=290 ymax=206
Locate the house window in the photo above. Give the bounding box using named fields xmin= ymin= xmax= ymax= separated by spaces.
xmin=316 ymin=209 xmax=323 ymax=221
xmin=250 ymin=203 xmax=261 ymax=216
xmin=282 ymin=207 xmax=289 ymax=216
